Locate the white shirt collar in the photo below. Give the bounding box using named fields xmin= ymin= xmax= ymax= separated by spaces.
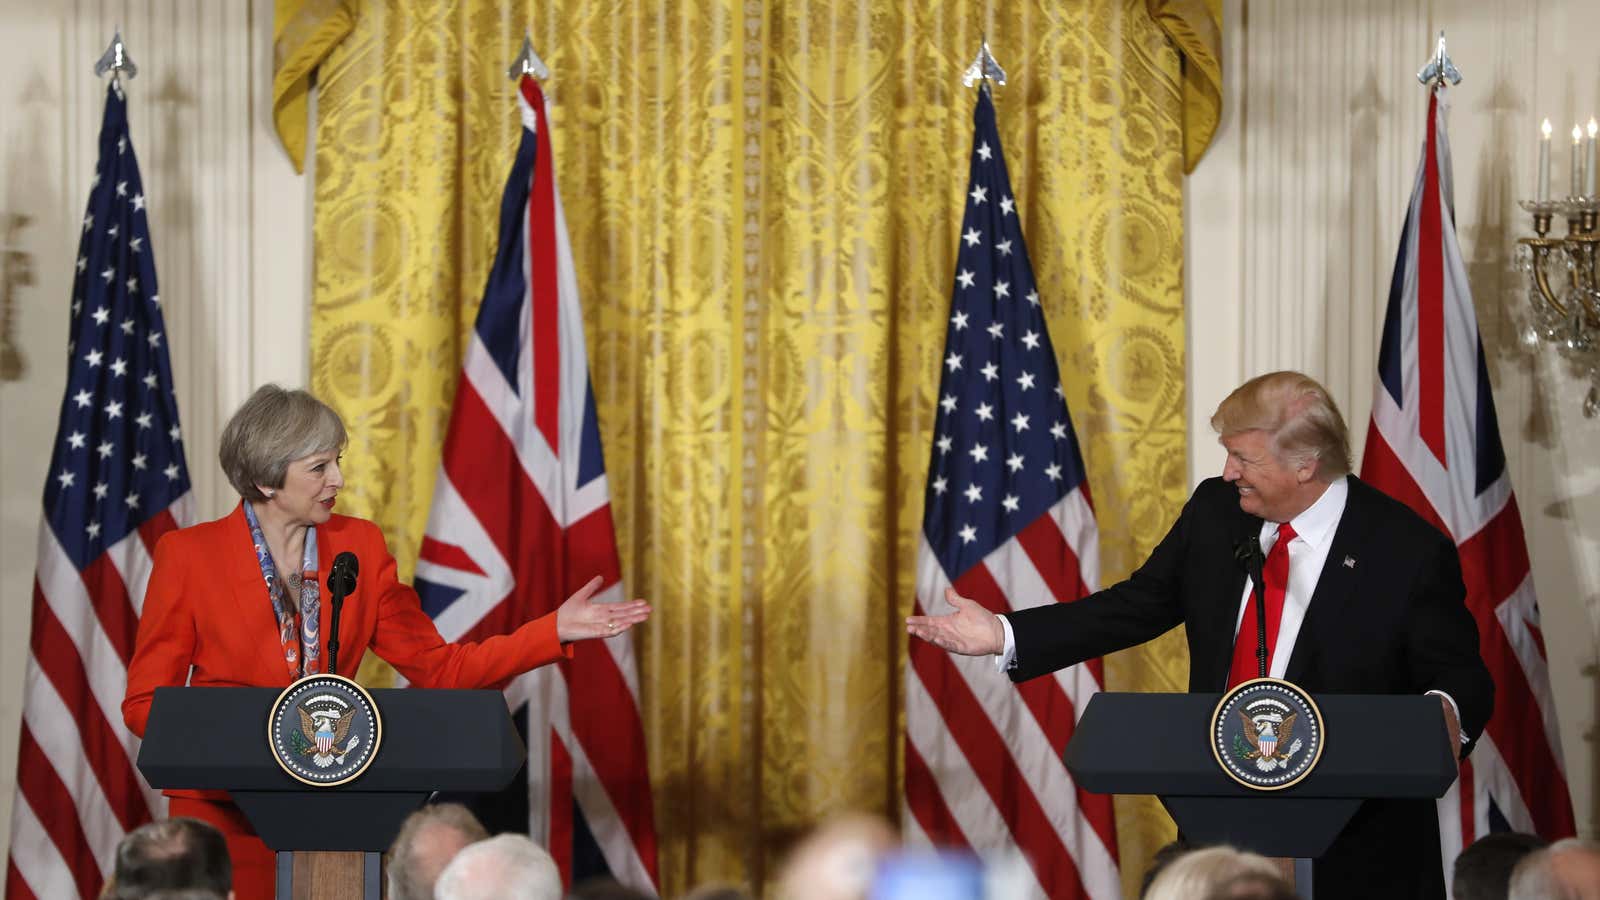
xmin=1261 ymin=475 xmax=1348 ymax=550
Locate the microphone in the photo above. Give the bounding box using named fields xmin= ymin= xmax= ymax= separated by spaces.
xmin=326 ymin=552 xmax=358 ymax=675
xmin=1233 ymin=536 xmax=1269 ymax=680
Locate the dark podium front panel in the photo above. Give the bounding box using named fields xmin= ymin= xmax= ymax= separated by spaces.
xmin=139 ymin=686 xmax=525 ymax=852
xmin=1064 ymin=692 xmax=1455 ymax=858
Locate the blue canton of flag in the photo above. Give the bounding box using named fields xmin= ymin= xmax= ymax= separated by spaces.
xmin=44 ymin=84 xmax=190 ymax=566
xmin=921 ymin=89 xmax=1090 ymax=575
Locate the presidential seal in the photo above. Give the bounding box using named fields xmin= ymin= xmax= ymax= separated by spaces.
xmin=1210 ymin=678 xmax=1324 ymax=791
xmin=267 ymin=674 xmax=382 ymax=787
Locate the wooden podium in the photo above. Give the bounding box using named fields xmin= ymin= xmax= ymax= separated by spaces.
xmin=138 ymin=686 xmax=525 ymax=900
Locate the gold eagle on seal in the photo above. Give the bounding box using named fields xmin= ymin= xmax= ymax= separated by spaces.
xmin=298 ymin=705 xmax=359 ymax=769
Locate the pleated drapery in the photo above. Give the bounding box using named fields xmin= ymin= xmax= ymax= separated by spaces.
xmin=273 ymin=1 xmax=1219 ymax=893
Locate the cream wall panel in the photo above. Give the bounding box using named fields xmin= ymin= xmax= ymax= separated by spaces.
xmin=0 ymin=0 xmax=309 ymax=858
xmin=1189 ymin=0 xmax=1600 ymax=837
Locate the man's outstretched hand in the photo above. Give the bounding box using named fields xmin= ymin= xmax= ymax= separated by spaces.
xmin=906 ymin=587 xmax=1005 ymax=656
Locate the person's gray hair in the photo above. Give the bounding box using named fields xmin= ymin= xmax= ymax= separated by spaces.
xmin=385 ymin=803 xmax=489 ymax=900
xmin=1144 ymin=846 xmax=1284 ymax=900
xmin=1509 ymin=837 xmax=1600 ymax=900
xmin=434 ymin=834 xmax=562 ymax=900
xmin=217 ymin=384 xmax=346 ymax=501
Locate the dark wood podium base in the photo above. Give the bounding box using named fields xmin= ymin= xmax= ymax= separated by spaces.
xmin=275 ymin=850 xmax=382 ymax=900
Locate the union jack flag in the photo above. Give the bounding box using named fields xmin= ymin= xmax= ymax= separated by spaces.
xmin=416 ymin=75 xmax=658 ymax=891
xmin=903 ymin=86 xmax=1119 ymax=900
xmin=1360 ymin=84 xmax=1576 ymax=882
xmin=5 ymin=83 xmax=193 ymax=899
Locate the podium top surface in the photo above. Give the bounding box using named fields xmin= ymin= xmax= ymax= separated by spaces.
xmin=1065 ymin=692 xmax=1457 ymax=799
xmin=138 ymin=686 xmax=525 ymax=793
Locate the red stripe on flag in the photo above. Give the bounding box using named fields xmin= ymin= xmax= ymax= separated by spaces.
xmin=1458 ymin=759 xmax=1475 ymax=847
xmin=955 ymin=564 xmax=1117 ymax=860
xmin=903 ymin=734 xmax=972 ymax=848
xmin=417 ymin=537 xmax=487 ymax=577
xmin=907 ymin=629 xmax=1087 ymax=898
xmin=523 ymin=78 xmax=561 ymax=451
xmin=1359 ymin=428 xmax=1450 ymax=536
xmin=136 ymin=507 xmax=179 ymax=556
xmin=1458 ymin=503 xmax=1575 ymax=838
xmin=77 ymin=555 xmax=138 ymax=667
xmin=28 ymin=583 xmax=152 ymax=831
xmin=1417 ymin=92 xmax=1447 ymax=465
xmin=1013 ymin=510 xmax=1103 ymax=686
xmin=13 ymin=726 xmax=103 ymax=900
xmin=1457 ymin=494 xmax=1531 ymax=603
xmin=5 ymin=860 xmax=41 ymax=900
xmin=550 ymin=728 xmax=573 ymax=891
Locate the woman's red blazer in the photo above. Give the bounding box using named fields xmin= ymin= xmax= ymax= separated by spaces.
xmin=122 ymin=504 xmax=570 ymax=799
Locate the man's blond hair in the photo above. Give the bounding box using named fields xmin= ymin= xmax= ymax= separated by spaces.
xmin=1210 ymin=371 xmax=1351 ymax=480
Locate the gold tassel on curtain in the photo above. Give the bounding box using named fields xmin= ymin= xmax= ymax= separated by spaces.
xmin=273 ymin=1 xmax=1220 ymax=896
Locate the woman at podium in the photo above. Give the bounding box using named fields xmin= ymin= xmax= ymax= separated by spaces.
xmin=121 ymin=385 xmax=651 ymax=900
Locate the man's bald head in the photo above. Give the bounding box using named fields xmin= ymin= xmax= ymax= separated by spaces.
xmin=385 ymin=803 xmax=488 ymax=900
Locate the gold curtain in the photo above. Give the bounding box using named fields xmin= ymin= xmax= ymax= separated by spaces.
xmin=274 ymin=0 xmax=1218 ymax=895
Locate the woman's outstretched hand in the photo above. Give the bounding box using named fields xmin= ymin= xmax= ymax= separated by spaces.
xmin=556 ymin=575 xmax=652 ymax=642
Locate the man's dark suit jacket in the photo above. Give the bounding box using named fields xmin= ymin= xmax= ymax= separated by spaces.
xmin=1005 ymin=475 xmax=1494 ymax=899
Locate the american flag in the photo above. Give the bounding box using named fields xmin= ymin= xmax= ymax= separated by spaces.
xmin=416 ymin=75 xmax=658 ymax=891
xmin=903 ymin=86 xmax=1119 ymax=900
xmin=1359 ymin=84 xmax=1576 ymax=883
xmin=5 ymin=84 xmax=193 ymax=899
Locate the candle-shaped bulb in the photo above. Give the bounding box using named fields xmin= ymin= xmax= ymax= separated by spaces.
xmin=1575 ymin=124 xmax=1585 ymax=144
xmin=1538 ymin=119 xmax=1553 ymax=200
xmin=1587 ymin=118 xmax=1600 ymax=198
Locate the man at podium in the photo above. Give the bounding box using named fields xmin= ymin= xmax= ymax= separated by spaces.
xmin=907 ymin=371 xmax=1493 ymax=898
xmin=122 ymin=385 xmax=652 ymax=900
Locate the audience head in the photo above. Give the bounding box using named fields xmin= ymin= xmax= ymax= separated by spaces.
xmin=1143 ymin=846 xmax=1287 ymax=900
xmin=773 ymin=813 xmax=897 ymax=900
xmin=1509 ymin=838 xmax=1600 ymax=900
xmin=385 ymin=802 xmax=489 ymax=900
xmin=1139 ymin=839 xmax=1192 ymax=897
xmin=1454 ymin=831 xmax=1549 ymax=900
xmin=434 ymin=833 xmax=562 ymax=900
xmin=1203 ymin=871 xmax=1300 ymax=900
xmin=110 ymin=817 xmax=231 ymax=900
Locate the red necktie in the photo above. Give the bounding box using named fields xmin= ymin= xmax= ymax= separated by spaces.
xmin=1227 ymin=523 xmax=1296 ymax=687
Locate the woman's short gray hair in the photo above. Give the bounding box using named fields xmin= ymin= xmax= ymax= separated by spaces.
xmin=218 ymin=385 xmax=346 ymax=501
xmin=1144 ymin=846 xmax=1285 ymax=900
xmin=1209 ymin=371 xmax=1352 ymax=480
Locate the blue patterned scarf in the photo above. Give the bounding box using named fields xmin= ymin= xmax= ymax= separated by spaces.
xmin=242 ymin=501 xmax=321 ymax=678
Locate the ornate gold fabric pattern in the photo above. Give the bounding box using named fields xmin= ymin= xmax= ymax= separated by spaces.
xmin=286 ymin=0 xmax=1211 ymax=894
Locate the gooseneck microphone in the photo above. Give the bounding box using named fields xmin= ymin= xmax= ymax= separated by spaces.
xmin=326 ymin=552 xmax=359 ymax=674
xmin=1233 ymin=536 xmax=1269 ymax=680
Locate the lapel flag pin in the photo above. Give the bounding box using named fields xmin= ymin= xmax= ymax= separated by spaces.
xmin=1343 ymin=555 xmax=1356 ymax=569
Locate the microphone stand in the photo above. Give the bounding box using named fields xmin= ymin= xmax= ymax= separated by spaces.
xmin=326 ymin=558 xmax=356 ymax=675
xmin=329 ymin=596 xmax=344 ymax=675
